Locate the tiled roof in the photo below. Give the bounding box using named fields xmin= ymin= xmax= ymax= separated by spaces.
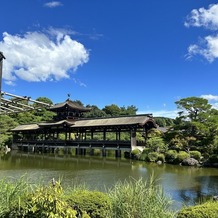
xmin=72 ymin=115 xmax=154 ymax=128
xmin=50 ymin=99 xmax=91 ymax=112
xmin=11 ymin=115 xmax=156 ymax=131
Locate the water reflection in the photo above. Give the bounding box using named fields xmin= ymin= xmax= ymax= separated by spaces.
xmin=0 ymin=151 xmax=218 ymax=210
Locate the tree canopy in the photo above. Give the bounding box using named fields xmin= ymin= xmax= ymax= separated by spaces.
xmin=166 ymin=96 xmax=218 ymax=153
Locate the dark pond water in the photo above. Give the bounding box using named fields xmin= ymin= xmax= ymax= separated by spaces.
xmin=0 ymin=151 xmax=218 ymax=210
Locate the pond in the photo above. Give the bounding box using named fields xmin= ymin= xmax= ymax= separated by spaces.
xmin=0 ymin=150 xmax=218 ymax=210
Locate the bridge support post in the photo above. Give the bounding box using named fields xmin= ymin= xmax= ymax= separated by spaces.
xmin=102 ymin=148 xmax=106 ymax=157
xmin=115 ymin=149 xmax=121 ymax=158
xmin=89 ymin=149 xmax=94 ymax=156
xmin=83 ymin=148 xmax=86 ymax=155
xmin=75 ymin=148 xmax=79 ymax=155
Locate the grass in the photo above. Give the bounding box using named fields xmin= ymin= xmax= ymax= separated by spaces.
xmin=0 ymin=175 xmax=30 ymax=217
xmin=0 ymin=174 xmax=176 ymax=218
xmin=108 ymin=174 xmax=175 ymax=218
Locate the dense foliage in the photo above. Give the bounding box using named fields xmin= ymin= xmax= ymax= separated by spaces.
xmin=163 ymin=97 xmax=218 ymax=163
xmin=177 ymin=201 xmax=218 ymax=218
xmin=131 ymin=96 xmax=218 ymax=166
xmin=0 ymin=176 xmax=175 ymax=218
xmin=108 ymin=176 xmax=174 ymax=218
xmin=67 ymin=190 xmax=112 ymax=218
xmin=0 ymin=115 xmax=18 ymax=147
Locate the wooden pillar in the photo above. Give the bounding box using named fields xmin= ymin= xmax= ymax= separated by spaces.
xmin=43 ymin=130 xmax=46 ymax=140
xmin=115 ymin=149 xmax=121 ymax=158
xmin=89 ymin=148 xmax=94 ymax=156
xmin=76 ymin=148 xmax=81 ymax=155
xmin=103 ymin=129 xmax=106 ymax=141
xmin=91 ymin=130 xmax=94 ymax=140
xmin=116 ymin=129 xmax=121 ymax=140
xmin=102 ymin=147 xmax=106 ymax=156
xmin=116 ymin=131 xmax=118 ymax=140
xmin=84 ymin=130 xmax=87 ymax=140
xmin=83 ymin=149 xmax=86 ymax=155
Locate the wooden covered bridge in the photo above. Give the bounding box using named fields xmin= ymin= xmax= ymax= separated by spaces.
xmin=11 ymin=99 xmax=157 ymax=157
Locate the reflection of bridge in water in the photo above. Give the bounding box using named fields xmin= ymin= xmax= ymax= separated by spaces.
xmin=14 ymin=151 xmax=133 ymax=168
xmin=13 ymin=137 xmax=147 ymax=158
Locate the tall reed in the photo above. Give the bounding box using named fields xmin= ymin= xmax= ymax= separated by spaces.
xmin=108 ymin=174 xmax=175 ymax=218
xmin=0 ymin=175 xmax=30 ymax=217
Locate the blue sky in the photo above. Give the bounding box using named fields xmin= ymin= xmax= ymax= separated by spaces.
xmin=1 ymin=0 xmax=218 ymax=118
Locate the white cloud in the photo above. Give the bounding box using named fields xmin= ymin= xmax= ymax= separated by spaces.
xmin=0 ymin=29 xmax=89 ymax=84
xmin=185 ymin=4 xmax=218 ymax=30
xmin=200 ymin=94 xmax=218 ymax=101
xmin=73 ymin=78 xmax=87 ymax=87
xmin=201 ymin=94 xmax=218 ymax=110
xmin=212 ymin=103 xmax=218 ymax=110
xmin=137 ymin=109 xmax=178 ymax=119
xmin=185 ymin=4 xmax=218 ymax=62
xmin=4 ymin=80 xmax=15 ymax=86
xmin=44 ymin=1 xmax=63 ymax=8
xmin=186 ymin=34 xmax=218 ymax=62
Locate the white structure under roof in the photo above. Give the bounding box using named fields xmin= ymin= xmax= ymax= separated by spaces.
xmin=0 ymin=91 xmax=51 ymax=115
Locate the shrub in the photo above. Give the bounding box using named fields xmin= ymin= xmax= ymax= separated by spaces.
xmin=175 ymin=151 xmax=190 ymax=164
xmin=165 ymin=150 xmax=178 ymax=163
xmin=147 ymin=152 xmax=159 ymax=162
xmin=189 ymin=151 xmax=201 ymax=161
xmin=139 ymin=153 xmax=148 ymax=161
xmin=1 ymin=179 xmax=78 ymax=218
xmin=157 ymin=153 xmax=165 ymax=162
xmin=208 ymin=154 xmax=218 ymax=163
xmin=139 ymin=148 xmax=150 ymax=161
xmin=25 ymin=181 xmax=77 ymax=218
xmin=142 ymin=147 xmax=151 ymax=154
xmin=131 ymin=149 xmax=141 ymax=159
xmin=146 ymin=136 xmax=168 ymax=152
xmin=108 ymin=176 xmax=174 ymax=218
xmin=177 ymin=201 xmax=218 ymax=218
xmin=67 ymin=190 xmax=112 ymax=218
xmin=0 ymin=176 xmax=29 ymax=217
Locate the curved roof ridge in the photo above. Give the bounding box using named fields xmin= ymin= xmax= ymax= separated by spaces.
xmin=50 ymin=99 xmax=91 ymax=112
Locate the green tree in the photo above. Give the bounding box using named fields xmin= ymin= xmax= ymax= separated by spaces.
xmin=146 ymin=136 xmax=168 ymax=153
xmin=166 ymin=97 xmax=218 ymax=153
xmin=102 ymin=104 xmax=121 ymax=116
xmin=154 ymin=117 xmax=174 ymax=127
xmin=120 ymin=105 xmax=137 ymax=115
xmin=12 ymin=111 xmax=40 ymax=124
xmin=0 ymin=115 xmax=18 ymax=147
xmin=35 ymin=97 xmax=53 ymax=105
xmin=84 ymin=105 xmax=107 ymax=118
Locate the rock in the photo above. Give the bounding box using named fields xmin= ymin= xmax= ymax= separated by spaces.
xmin=156 ymin=160 xmax=162 ymax=165
xmin=213 ymin=195 xmax=218 ymax=201
xmin=182 ymin=157 xmax=199 ymax=166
